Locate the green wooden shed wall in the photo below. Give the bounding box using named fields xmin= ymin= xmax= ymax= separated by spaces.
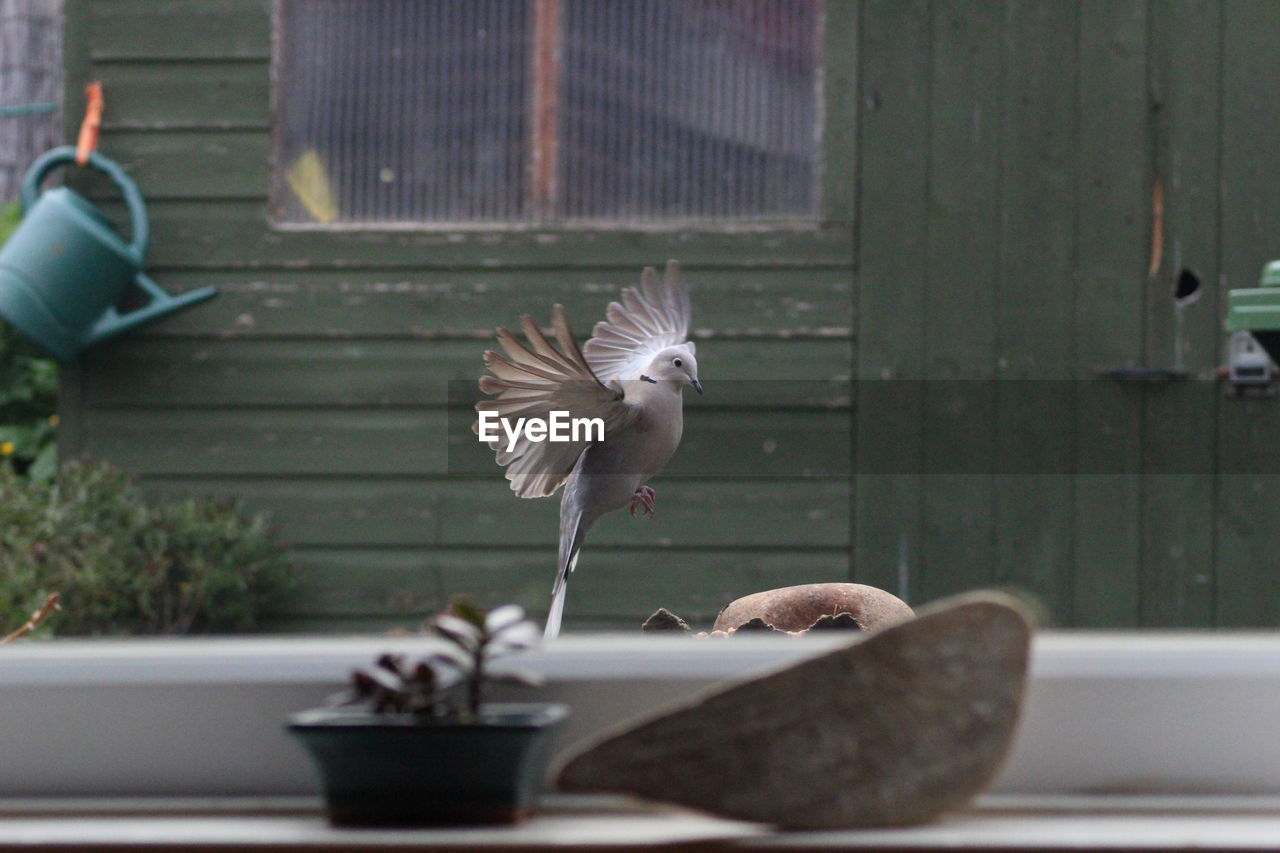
xmin=55 ymin=0 xmax=1280 ymax=630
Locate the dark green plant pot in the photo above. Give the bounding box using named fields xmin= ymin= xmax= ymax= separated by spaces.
xmin=288 ymin=703 xmax=569 ymax=827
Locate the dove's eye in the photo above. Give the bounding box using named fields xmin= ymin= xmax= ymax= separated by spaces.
xmin=673 ymin=358 xmax=683 ymax=368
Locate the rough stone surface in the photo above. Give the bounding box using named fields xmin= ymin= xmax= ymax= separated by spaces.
xmin=642 ymin=608 xmax=691 ymax=633
xmin=807 ymin=611 xmax=863 ymax=631
xmin=731 ymin=617 xmax=778 ymax=633
xmin=712 ymin=583 xmax=914 ymax=634
xmin=555 ymin=593 xmax=1033 ymax=829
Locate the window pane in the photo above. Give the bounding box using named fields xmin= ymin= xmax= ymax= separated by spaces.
xmin=558 ymin=0 xmax=823 ymax=222
xmin=274 ymin=0 xmax=529 ymax=225
xmin=272 ymin=0 xmax=822 ymax=226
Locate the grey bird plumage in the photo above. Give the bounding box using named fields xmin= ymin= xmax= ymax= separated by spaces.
xmin=475 ymin=261 xmax=701 ymax=638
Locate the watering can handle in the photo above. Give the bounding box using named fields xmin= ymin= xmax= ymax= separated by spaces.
xmin=19 ymin=145 xmax=150 ymax=261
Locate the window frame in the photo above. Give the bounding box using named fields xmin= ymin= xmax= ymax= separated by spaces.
xmin=2 ymin=631 xmax=1280 ymax=798
xmin=266 ymin=0 xmax=853 ymax=233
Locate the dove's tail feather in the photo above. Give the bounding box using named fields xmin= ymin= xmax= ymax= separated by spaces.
xmin=546 ymin=505 xmax=587 ymax=639
xmin=544 ymin=549 xmax=578 ymax=639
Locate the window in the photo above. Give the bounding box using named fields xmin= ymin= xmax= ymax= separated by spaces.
xmin=272 ymin=0 xmax=823 ymax=226
xmin=5 ymin=633 xmax=1279 ymax=798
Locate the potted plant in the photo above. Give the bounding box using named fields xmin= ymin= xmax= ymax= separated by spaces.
xmin=288 ymin=600 xmax=568 ymax=827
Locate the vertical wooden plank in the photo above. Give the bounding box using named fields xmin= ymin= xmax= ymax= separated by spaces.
xmin=1216 ymin=0 xmax=1280 ymax=626
xmin=853 ymin=0 xmax=929 ymax=602
xmin=821 ymin=1 xmax=859 ymax=226
xmin=1071 ymin=0 xmax=1148 ymax=627
xmin=56 ymin=0 xmax=93 ymax=464
xmin=822 ymin=2 xmax=860 ymax=585
xmin=919 ymin=1 xmax=1001 ymax=602
xmin=61 ymin=0 xmax=91 ymax=147
xmin=993 ymin=0 xmax=1078 ymax=624
xmin=1140 ymin=0 xmax=1220 ymax=627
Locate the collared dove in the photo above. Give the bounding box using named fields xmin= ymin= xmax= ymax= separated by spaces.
xmin=476 ymin=261 xmax=701 ymax=638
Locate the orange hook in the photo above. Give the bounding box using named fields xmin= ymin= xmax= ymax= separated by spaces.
xmin=75 ymin=82 xmax=104 ymax=166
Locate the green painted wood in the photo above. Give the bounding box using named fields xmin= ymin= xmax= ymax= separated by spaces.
xmin=820 ymin=0 xmax=858 ymax=225
xmin=92 ymin=60 xmax=270 ymax=130
xmin=832 ymin=3 xmax=859 ymax=589
xmin=1139 ymin=0 xmax=1221 ymax=627
xmin=62 ymin=1 xmax=93 ymax=144
xmin=1215 ymin=0 xmax=1280 ymax=627
xmin=281 ymin=547 xmax=850 ymax=626
xmin=88 ymin=0 xmax=270 ymax=61
xmin=480 ymin=548 xmax=853 ymax=626
xmin=57 ymin=1 xmax=98 ymax=469
xmin=83 ymin=338 xmax=850 ymax=408
xmin=87 ymin=409 xmax=449 ymax=476
xmin=672 ymin=410 xmax=852 ymax=479
xmin=853 ymin=0 xmax=929 ymax=603
xmin=1070 ymin=0 xmax=1148 ymax=627
xmin=992 ymin=0 xmax=1078 ymax=625
xmin=435 ymin=478 xmax=850 ymax=549
xmin=145 ymin=477 xmax=850 ymax=549
xmin=87 ymin=408 xmax=848 ymax=480
xmin=918 ymin=0 xmax=1001 ymax=603
xmin=60 ymin=0 xmax=1280 ymax=630
xmin=91 ymin=200 xmax=857 ymax=269
xmin=101 ymin=131 xmax=268 ymax=199
xmin=88 ymin=268 xmax=853 ymax=339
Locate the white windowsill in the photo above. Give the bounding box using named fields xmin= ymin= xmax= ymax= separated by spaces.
xmin=1 ymin=631 xmax=1279 ymax=798
xmin=4 ymin=793 xmax=1280 ymax=851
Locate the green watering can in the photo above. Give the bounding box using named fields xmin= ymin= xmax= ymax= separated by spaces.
xmin=0 ymin=146 xmax=217 ymax=362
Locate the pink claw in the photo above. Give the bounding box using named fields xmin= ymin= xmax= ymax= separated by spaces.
xmin=630 ymin=485 xmax=657 ymax=517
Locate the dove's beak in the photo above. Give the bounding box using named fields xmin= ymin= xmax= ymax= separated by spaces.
xmin=690 ymin=378 xmax=703 ymax=395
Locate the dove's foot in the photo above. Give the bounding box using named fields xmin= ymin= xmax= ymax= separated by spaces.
xmin=630 ymin=485 xmax=657 ymax=517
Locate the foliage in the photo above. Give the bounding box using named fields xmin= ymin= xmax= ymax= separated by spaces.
xmin=0 ymin=459 xmax=294 ymax=635
xmin=0 ymin=201 xmax=19 ymax=245
xmin=0 ymin=200 xmax=58 ymax=482
xmin=342 ymin=600 xmax=542 ymax=720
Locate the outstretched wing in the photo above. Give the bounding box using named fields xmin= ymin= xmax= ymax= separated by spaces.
xmin=475 ymin=304 xmax=636 ymax=498
xmin=583 ymin=259 xmax=691 ymax=382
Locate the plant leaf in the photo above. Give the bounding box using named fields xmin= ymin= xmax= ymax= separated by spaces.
xmin=434 ymin=614 xmax=482 ymax=649
xmin=492 ymin=620 xmax=539 ymax=650
xmin=448 ymin=598 xmax=488 ymax=631
xmin=485 ymin=604 xmax=527 ymax=633
xmin=376 ymin=653 xmax=408 ymax=677
xmin=28 ymin=444 xmax=56 ymax=483
xmin=352 ymin=666 xmax=402 ymax=694
xmin=426 ymin=649 xmax=469 ymax=672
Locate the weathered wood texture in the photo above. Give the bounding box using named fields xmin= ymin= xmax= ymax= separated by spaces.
xmin=852 ymin=0 xmax=1280 ymax=629
xmin=53 ymin=0 xmax=1280 ymax=630
xmin=57 ymin=0 xmax=852 ymax=633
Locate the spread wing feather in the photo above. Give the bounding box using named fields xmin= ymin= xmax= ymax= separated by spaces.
xmin=583 ymin=260 xmax=691 ymax=381
xmin=475 ymin=304 xmax=635 ymax=498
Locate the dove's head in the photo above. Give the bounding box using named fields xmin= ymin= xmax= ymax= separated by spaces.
xmin=644 ymin=344 xmax=702 ymax=394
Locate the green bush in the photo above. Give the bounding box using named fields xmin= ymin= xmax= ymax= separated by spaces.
xmin=0 ymin=200 xmax=58 ymax=481
xmin=0 ymin=201 xmax=18 ymax=243
xmin=0 ymin=459 xmax=295 ymax=635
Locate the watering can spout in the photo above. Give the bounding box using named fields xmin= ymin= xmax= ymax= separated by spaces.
xmin=86 ymin=274 xmax=218 ymax=348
